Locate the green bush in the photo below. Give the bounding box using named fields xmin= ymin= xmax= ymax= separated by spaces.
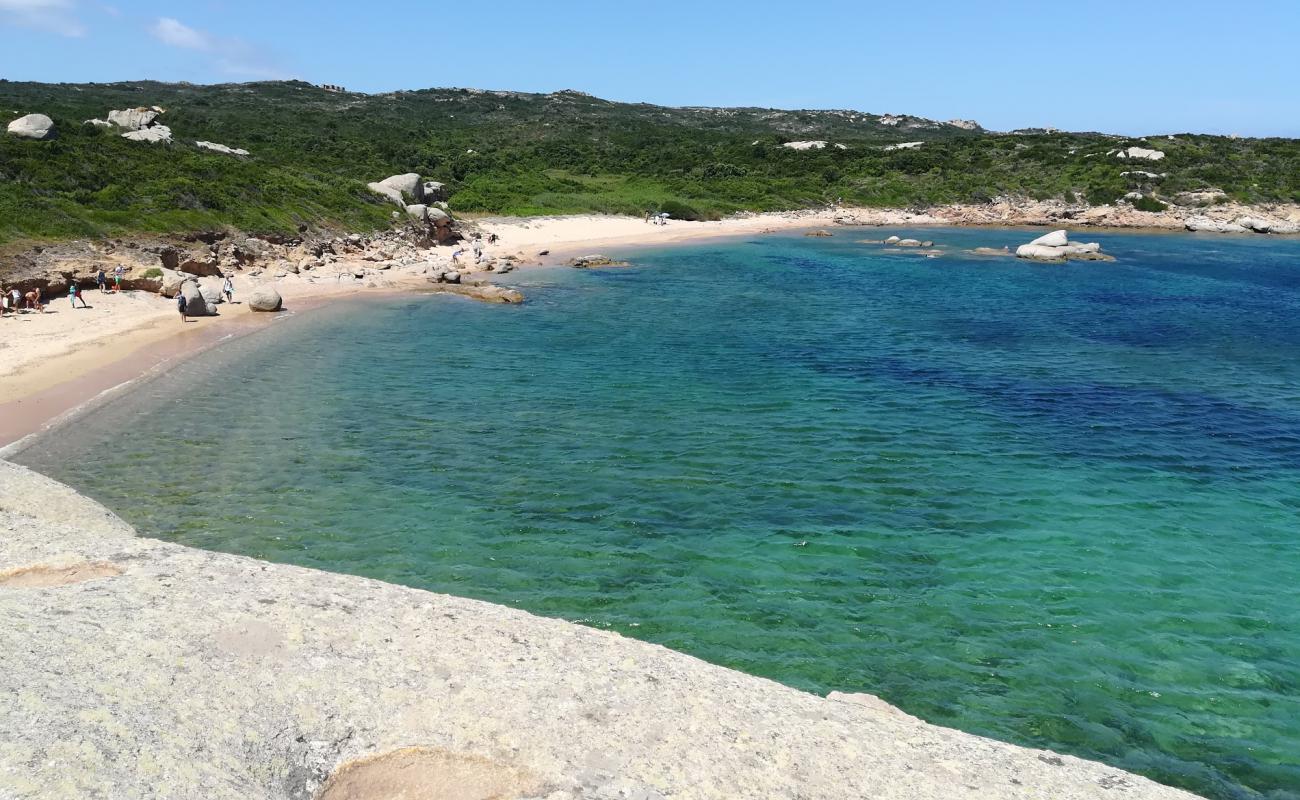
xmin=1133 ymin=196 xmax=1169 ymax=212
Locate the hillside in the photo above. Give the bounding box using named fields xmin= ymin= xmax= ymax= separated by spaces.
xmin=2 ymin=79 xmax=1299 ymax=245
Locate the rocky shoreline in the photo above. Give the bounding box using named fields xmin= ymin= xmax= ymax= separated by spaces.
xmin=5 ymin=198 xmax=1297 ymax=300
xmin=827 ymin=197 xmax=1300 ymax=234
xmin=0 ymin=458 xmax=1202 ymax=799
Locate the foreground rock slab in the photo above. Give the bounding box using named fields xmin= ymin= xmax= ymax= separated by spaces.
xmin=0 ymin=460 xmax=1200 ymax=800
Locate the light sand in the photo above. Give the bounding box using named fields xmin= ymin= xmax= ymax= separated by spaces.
xmin=477 ymin=209 xmax=846 ymax=257
xmin=0 ymin=210 xmax=848 ymax=429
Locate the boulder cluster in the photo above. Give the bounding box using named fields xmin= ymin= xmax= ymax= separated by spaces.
xmin=1186 ymin=215 xmax=1300 ymax=234
xmin=366 ymin=173 xmax=456 ymax=243
xmin=1015 ymin=230 xmax=1113 ymax=263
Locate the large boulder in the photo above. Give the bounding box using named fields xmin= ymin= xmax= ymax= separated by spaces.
xmin=422 ymin=181 xmax=447 ymax=202
xmin=178 ymin=256 xmax=222 ymax=277
xmin=179 ymin=281 xmax=214 ymax=316
xmin=1015 ymin=244 xmax=1069 ymax=262
xmin=366 ymin=173 xmax=422 ymax=207
xmin=199 ymin=281 xmax=224 ymax=307
xmin=159 ymin=269 xmax=187 ymax=298
xmin=248 ymin=285 xmax=283 ymax=312
xmin=1016 ymin=231 xmax=1112 ymax=263
xmin=1116 ymin=147 xmax=1165 ymax=161
xmin=1028 ymin=230 xmax=1069 ymax=247
xmin=122 ymin=125 xmax=172 ymax=144
xmin=1235 ymin=216 xmax=1300 ymax=234
xmin=7 ymin=114 xmax=55 ymax=140
xmin=406 ymin=204 xmax=429 ymax=221
xmin=1185 ymin=217 xmax=1248 ymax=234
xmin=107 ymin=108 xmax=158 ymax=130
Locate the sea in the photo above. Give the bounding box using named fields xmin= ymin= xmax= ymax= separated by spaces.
xmin=17 ymin=227 xmax=1300 ymax=800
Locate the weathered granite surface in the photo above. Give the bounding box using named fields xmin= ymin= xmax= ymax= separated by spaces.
xmin=0 ymin=460 xmax=1201 ymax=799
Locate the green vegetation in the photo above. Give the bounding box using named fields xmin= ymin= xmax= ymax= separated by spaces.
xmin=1132 ymin=195 xmax=1169 ymax=213
xmin=2 ymin=79 xmax=1298 ymax=246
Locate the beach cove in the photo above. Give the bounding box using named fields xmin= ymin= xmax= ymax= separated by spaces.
xmin=4 ymin=224 xmax=1300 ymax=799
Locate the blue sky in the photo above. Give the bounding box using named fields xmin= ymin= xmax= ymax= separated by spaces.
xmin=2 ymin=0 xmax=1296 ymax=137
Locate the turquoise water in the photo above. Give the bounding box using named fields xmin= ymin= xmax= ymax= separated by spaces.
xmin=19 ymin=228 xmax=1300 ymax=799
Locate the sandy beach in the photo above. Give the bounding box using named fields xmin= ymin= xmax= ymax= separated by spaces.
xmin=4 ymin=200 xmax=1298 ymax=448
xmin=0 ymin=209 xmax=855 ymax=445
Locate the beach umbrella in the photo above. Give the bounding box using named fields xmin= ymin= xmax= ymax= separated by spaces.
xmin=658 ymin=212 xmax=671 ymax=218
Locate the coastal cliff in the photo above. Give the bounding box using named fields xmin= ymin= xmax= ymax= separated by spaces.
xmin=0 ymin=459 xmax=1201 ymax=799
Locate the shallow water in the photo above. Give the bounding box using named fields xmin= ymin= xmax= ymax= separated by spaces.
xmin=20 ymin=228 xmax=1300 ymax=799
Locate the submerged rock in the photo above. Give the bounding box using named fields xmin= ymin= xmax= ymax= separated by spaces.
xmin=569 ymin=255 xmax=629 ymax=268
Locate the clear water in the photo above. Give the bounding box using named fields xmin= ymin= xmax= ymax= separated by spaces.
xmin=19 ymin=228 xmax=1300 ymax=800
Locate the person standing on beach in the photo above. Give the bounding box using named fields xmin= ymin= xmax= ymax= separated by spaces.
xmin=69 ymin=282 xmax=88 ymax=309
xmin=113 ymin=265 xmax=124 ymax=292
xmin=176 ymin=288 xmax=188 ymax=323
xmin=96 ymin=269 xmax=107 ymax=293
xmin=222 ymin=275 xmax=234 ymax=304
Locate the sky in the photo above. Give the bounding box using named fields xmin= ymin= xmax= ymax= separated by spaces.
xmin=1 ymin=0 xmax=1297 ymax=137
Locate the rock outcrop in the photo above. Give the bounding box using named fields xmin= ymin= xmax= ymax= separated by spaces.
xmin=107 ymin=108 xmax=159 ymax=130
xmin=196 ymin=141 xmax=250 ymax=156
xmin=366 ymin=173 xmax=424 ymax=207
xmin=6 ymin=113 xmax=55 ymax=140
xmin=0 ymin=459 xmax=1206 ymax=800
xmin=1116 ymin=147 xmax=1165 ymax=161
xmin=1015 ymin=230 xmax=1113 ymax=262
xmin=782 ymin=141 xmax=828 ymax=150
xmin=569 ymin=255 xmax=630 ymax=268
xmin=122 ymin=126 xmax=173 ymax=144
xmin=248 ymin=285 xmax=283 ymax=312
xmin=179 ymin=280 xmax=214 ymax=316
xmin=429 ymin=282 xmax=525 ymax=304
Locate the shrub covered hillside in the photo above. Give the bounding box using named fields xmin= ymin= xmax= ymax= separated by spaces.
xmin=2 ymin=79 xmax=1299 ymax=245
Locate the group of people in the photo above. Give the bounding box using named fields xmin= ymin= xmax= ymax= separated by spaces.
xmin=0 ymin=286 xmax=44 ymax=315
xmin=451 ymin=231 xmax=499 ymax=266
xmin=1 ymin=267 xmax=235 ymax=324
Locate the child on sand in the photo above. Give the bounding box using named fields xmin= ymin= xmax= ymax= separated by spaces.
xmin=176 ymin=289 xmax=188 ymax=323
xmin=69 ymin=282 xmax=88 ymax=309
xmin=96 ymin=269 xmax=107 ymax=292
xmin=222 ymin=275 xmax=234 ymax=304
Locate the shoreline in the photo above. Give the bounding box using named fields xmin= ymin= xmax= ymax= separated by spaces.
xmin=0 ymin=218 xmax=1247 ymax=798
xmin=3 ymin=204 xmax=1297 ymax=449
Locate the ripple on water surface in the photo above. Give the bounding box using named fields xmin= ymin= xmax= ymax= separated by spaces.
xmin=20 ymin=229 xmax=1300 ymax=800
